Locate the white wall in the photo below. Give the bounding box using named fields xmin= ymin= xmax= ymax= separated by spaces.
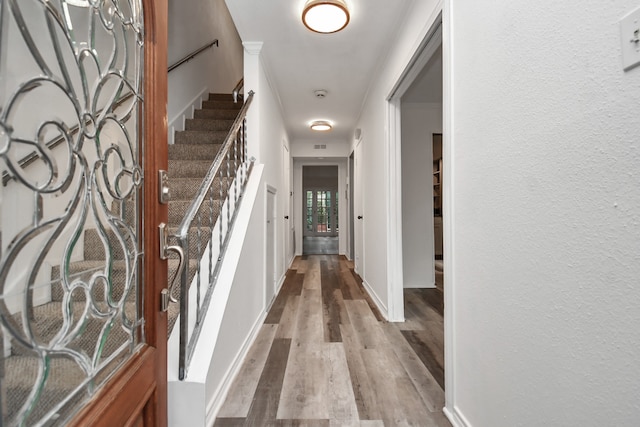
xmin=243 ymin=43 xmax=292 ymax=281
xmin=168 ymin=0 xmax=243 ymax=138
xmin=290 ymin=139 xmax=350 ymax=157
xmin=354 ymin=0 xmax=443 ymax=317
xmin=447 ymin=1 xmax=640 ymax=426
xmin=401 ymin=102 xmax=441 ymax=288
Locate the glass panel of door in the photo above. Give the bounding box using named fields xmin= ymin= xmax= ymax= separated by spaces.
xmin=0 ymin=1 xmax=145 ymax=424
xmin=304 ymin=189 xmax=338 ymax=237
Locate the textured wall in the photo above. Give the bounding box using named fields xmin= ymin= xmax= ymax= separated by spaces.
xmin=450 ymin=1 xmax=640 ymax=425
xmin=401 ymin=103 xmax=442 ymax=288
xmin=168 ymin=0 xmax=243 ymax=125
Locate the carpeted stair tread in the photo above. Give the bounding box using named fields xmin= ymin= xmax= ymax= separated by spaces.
xmin=168 ymin=177 xmax=230 ymax=202
xmin=82 ymin=229 xmax=130 ymax=261
xmin=10 ymin=300 xmax=137 ymax=357
xmin=194 ymin=108 xmax=239 ymax=120
xmin=208 ymin=93 xmax=236 ymax=101
xmin=168 ymin=159 xmax=235 ymax=179
xmin=51 ymin=259 xmax=185 ymax=302
xmin=3 ymin=355 xmax=87 ymax=422
xmin=185 ymin=118 xmax=235 ymax=132
xmin=168 ymin=199 xmax=222 ymax=226
xmin=168 ymin=143 xmax=223 ymax=160
xmin=174 ymin=130 xmax=228 ymax=146
xmin=201 ymin=100 xmax=242 ymax=110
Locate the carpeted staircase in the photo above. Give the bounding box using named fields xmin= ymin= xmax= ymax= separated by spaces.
xmin=2 ymin=92 xmax=243 ymax=425
xmin=165 ymin=93 xmax=242 ymax=332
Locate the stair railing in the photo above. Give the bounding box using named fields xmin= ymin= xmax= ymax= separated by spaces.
xmin=168 ymin=39 xmax=219 ymax=73
xmin=171 ymin=91 xmax=255 ymax=380
xmin=232 ymin=78 xmax=244 ymax=104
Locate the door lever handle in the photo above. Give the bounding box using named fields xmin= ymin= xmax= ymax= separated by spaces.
xmin=357 ymin=215 xmax=363 ymax=219
xmin=159 ymin=223 xmax=184 ymax=310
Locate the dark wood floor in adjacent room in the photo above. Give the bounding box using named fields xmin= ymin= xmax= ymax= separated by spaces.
xmin=214 ymin=255 xmax=449 ymax=427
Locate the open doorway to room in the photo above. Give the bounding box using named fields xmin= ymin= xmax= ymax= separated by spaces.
xmin=302 ymin=166 xmax=339 ymax=254
xmin=387 ymin=18 xmax=445 ymax=393
xmin=399 ymin=42 xmax=444 ymax=390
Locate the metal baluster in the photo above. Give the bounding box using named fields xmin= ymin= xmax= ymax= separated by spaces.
xmin=219 ymin=163 xmax=224 ymax=261
xmin=208 ymin=185 xmax=214 ymax=287
xmin=242 ymin=119 xmax=247 ymax=184
xmin=234 ymin=133 xmax=239 ymax=209
xmin=196 ymin=212 xmax=202 ymax=324
xmin=226 ymin=147 xmax=231 ymax=239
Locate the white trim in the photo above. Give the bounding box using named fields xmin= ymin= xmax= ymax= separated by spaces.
xmin=168 ymin=86 xmax=208 ymax=145
xmin=385 ymin=98 xmax=405 ymax=322
xmin=385 ymin=18 xmax=443 ymax=323
xmin=443 ymin=405 xmax=472 ymax=427
xmin=204 ymin=309 xmax=268 ymax=426
xmin=361 ymin=279 xmax=389 ymax=321
xmin=265 ymin=184 xmax=278 ymax=309
xmin=442 ymin=0 xmax=457 ymax=416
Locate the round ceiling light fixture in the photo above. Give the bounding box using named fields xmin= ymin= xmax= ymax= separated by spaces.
xmin=310 ymin=120 xmax=333 ymax=131
xmin=302 ymin=0 xmax=350 ymax=34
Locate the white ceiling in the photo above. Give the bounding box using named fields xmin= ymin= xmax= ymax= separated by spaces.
xmin=225 ymin=0 xmax=413 ymax=143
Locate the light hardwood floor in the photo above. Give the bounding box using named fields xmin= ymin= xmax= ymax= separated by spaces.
xmin=214 ymin=255 xmax=449 ymax=427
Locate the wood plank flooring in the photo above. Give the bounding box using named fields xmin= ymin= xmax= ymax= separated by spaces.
xmin=302 ymin=237 xmax=339 ymax=255
xmin=215 ymin=255 xmax=449 ymax=427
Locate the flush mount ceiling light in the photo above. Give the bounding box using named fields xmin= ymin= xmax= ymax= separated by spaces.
xmin=310 ymin=120 xmax=333 ymax=131
xmin=302 ymin=0 xmax=350 ymax=34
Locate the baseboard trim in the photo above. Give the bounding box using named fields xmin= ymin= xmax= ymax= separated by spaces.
xmin=205 ymin=308 xmax=268 ymax=427
xmin=444 ymin=405 xmax=472 ymax=427
xmin=361 ymin=278 xmax=389 ymax=321
xmin=168 ymin=86 xmax=208 ymax=145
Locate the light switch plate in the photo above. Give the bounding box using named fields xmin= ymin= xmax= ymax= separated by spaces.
xmin=620 ymin=6 xmax=640 ymax=71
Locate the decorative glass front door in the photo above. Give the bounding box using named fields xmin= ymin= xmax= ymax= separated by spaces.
xmin=0 ymin=0 xmax=148 ymax=424
xmin=305 ymin=189 xmax=338 ymax=237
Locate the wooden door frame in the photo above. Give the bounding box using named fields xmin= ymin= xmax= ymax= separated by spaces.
xmin=69 ymin=0 xmax=169 ymax=425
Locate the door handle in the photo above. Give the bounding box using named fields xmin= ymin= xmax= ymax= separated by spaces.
xmin=357 ymin=215 xmax=363 ymax=219
xmin=284 ymin=215 xmax=289 ymax=219
xmin=159 ymin=223 xmax=185 ymax=311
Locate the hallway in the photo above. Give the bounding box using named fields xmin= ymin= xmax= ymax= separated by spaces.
xmin=214 ymin=255 xmax=449 ymax=426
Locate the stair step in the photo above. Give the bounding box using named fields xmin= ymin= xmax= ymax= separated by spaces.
xmin=185 ymin=118 xmax=235 ymax=132
xmin=201 ymin=100 xmax=242 ymax=110
xmin=194 ymin=109 xmax=239 ymax=120
xmin=168 ymin=177 xmax=230 ymax=202
xmin=82 ymin=228 xmax=131 ymax=261
xmin=50 ymin=259 xmax=185 ymax=302
xmin=168 ymin=143 xmax=222 ymax=160
xmin=168 ymin=160 xmax=236 ymax=179
xmin=208 ymin=93 xmax=236 ymax=102
xmin=10 ymin=301 xmax=137 ymax=358
xmin=168 ymin=199 xmax=222 ymax=226
xmin=175 ymin=130 xmax=228 ymax=145
xmin=3 ymin=356 xmax=88 ymax=423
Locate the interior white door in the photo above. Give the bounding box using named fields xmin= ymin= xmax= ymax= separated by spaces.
xmin=354 ymin=140 xmax=365 ymax=275
xmin=266 ymin=187 xmax=276 ymax=306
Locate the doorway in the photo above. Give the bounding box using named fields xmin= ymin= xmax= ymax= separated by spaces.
xmin=387 ymin=14 xmax=446 ymax=397
xmin=349 ymin=152 xmax=355 ymax=260
xmin=302 ymin=166 xmax=339 ymax=255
